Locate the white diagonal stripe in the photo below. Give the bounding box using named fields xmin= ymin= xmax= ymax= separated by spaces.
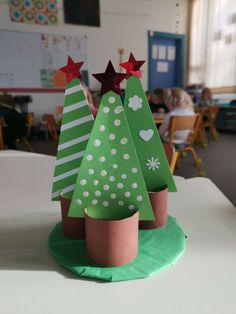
xmin=61 ymin=115 xmax=93 ymax=131
xmin=53 ymin=167 xmax=80 ymax=183
xmin=52 ymin=184 xmax=75 ymax=199
xmin=58 ymin=133 xmax=90 ymax=151
xmin=63 ymin=99 xmax=87 ymax=114
xmin=65 ymin=84 xmax=82 ymax=95
xmin=56 ymin=150 xmax=85 ymax=166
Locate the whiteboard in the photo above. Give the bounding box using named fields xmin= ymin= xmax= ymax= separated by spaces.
xmin=0 ymin=30 xmax=88 ymax=89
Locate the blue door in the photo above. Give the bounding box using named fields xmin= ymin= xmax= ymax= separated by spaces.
xmin=148 ymin=31 xmax=185 ymax=91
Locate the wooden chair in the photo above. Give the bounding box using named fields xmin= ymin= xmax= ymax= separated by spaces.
xmin=0 ymin=117 xmax=6 ymax=150
xmin=43 ymin=114 xmax=59 ymax=142
xmin=168 ymin=114 xmax=205 ymax=176
xmin=19 ymin=112 xmax=34 ymax=152
xmin=163 ymin=143 xmax=179 ymax=174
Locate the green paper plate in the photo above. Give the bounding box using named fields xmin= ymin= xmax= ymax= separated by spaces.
xmin=48 ymin=216 xmax=186 ymax=282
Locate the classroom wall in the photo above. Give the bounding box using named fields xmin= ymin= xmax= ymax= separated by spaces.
xmin=0 ymin=0 xmax=188 ymax=122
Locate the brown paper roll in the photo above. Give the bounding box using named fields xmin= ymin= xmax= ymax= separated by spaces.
xmin=139 ymin=187 xmax=168 ymax=229
xmin=60 ymin=194 xmax=85 ymax=239
xmin=85 ymin=210 xmax=139 ymax=267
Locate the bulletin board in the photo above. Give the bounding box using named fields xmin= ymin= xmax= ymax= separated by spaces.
xmin=0 ymin=30 xmax=88 ymax=92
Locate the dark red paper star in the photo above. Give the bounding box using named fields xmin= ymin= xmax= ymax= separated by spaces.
xmin=120 ymin=53 xmax=145 ymax=78
xmin=59 ymin=56 xmax=84 ymax=83
xmin=93 ymin=61 xmax=126 ymax=96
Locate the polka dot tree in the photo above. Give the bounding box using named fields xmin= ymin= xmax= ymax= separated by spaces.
xmin=68 ymin=62 xmax=154 ymax=221
xmin=120 ymin=53 xmax=177 ymax=192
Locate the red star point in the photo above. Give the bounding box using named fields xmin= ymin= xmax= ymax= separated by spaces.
xmin=59 ymin=56 xmax=84 ymax=83
xmin=120 ymin=52 xmax=145 ymax=78
xmin=93 ymin=61 xmax=126 ymax=96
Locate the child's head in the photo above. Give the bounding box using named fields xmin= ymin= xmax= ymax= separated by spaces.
xmin=201 ymin=87 xmax=212 ymax=101
xmin=170 ymin=88 xmax=194 ymax=110
xmin=152 ymin=88 xmax=165 ymax=104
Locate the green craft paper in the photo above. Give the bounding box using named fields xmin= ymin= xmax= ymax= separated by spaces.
xmin=68 ymin=91 xmax=154 ymax=220
xmin=48 ymin=216 xmax=186 ymax=282
xmin=124 ymin=76 xmax=177 ymax=192
xmin=51 ymin=78 xmax=94 ymax=201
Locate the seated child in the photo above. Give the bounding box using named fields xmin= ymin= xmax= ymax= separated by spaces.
xmin=149 ymin=88 xmax=169 ymax=113
xmin=159 ymin=88 xmax=195 ymax=145
xmin=199 ymin=87 xmax=212 ymax=108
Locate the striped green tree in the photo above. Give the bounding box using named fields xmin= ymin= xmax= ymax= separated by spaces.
xmin=51 ymin=57 xmax=94 ymax=200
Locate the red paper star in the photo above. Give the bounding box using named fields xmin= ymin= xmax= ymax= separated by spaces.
xmin=59 ymin=56 xmax=84 ymax=83
xmin=120 ymin=53 xmax=145 ymax=78
xmin=93 ymin=61 xmax=126 ymax=96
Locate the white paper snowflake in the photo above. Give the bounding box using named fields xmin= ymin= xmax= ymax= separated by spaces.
xmin=128 ymin=95 xmax=143 ymax=111
xmin=146 ymin=157 xmax=160 ymax=171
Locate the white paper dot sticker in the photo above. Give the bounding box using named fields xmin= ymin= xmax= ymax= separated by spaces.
xmin=125 ymin=191 xmax=131 ymax=197
xmin=99 ymin=125 xmax=106 ymax=132
xmin=123 ymin=154 xmax=130 ymax=160
xmin=109 ymin=133 xmax=116 ymax=140
xmin=132 ymin=183 xmax=138 ymax=189
xmin=137 ymin=195 xmax=143 ymax=202
xmin=93 ymin=179 xmax=99 ymax=186
xmin=95 ymin=190 xmax=101 ymax=197
xmin=76 ymin=199 xmax=82 ymax=205
xmin=109 ymin=176 xmax=115 ymax=182
xmin=117 ymin=182 xmax=124 ymax=189
xmin=87 ymin=154 xmax=93 ymax=161
xmin=121 ymin=174 xmax=127 ymax=179
xmin=114 ymin=105 xmax=123 ymax=114
xmin=99 ymin=156 xmax=106 ymax=162
xmin=110 ymin=193 xmax=116 ymax=199
xmin=114 ymin=119 xmax=121 ymax=126
xmin=131 ymin=167 xmax=138 ymax=173
xmin=92 ymin=199 xmax=98 ymax=205
xmin=112 ymin=164 xmax=118 ymax=169
xmin=80 ymin=179 xmax=87 ymax=185
xmin=94 ymin=139 xmax=101 ymax=147
xmin=128 ymin=205 xmax=135 ymax=210
xmin=103 ymin=184 xmax=110 ymax=191
xmin=120 ymin=138 xmax=128 ymax=145
xmin=118 ymin=201 xmax=124 ymax=206
xmin=108 ymin=96 xmax=116 ymax=104
xmin=103 ymin=107 xmax=110 ymax=113
xmin=83 ymin=191 xmax=89 ymax=197
xmin=101 ymin=170 xmax=107 ymax=176
xmin=111 ymin=149 xmax=117 ymax=155
xmin=103 ymin=201 xmax=109 ymax=207
xmin=88 ymin=169 xmax=94 ymax=175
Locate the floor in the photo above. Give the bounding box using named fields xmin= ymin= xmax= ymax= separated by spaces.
xmin=17 ymin=131 xmax=236 ymax=206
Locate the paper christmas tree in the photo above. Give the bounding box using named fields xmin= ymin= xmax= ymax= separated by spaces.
xmin=52 ymin=57 xmax=94 ymax=200
xmin=121 ymin=53 xmax=177 ymax=192
xmin=68 ymin=61 xmax=154 ymax=221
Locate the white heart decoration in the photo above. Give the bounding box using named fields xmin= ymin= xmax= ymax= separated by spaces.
xmin=139 ymin=129 xmax=154 ymax=142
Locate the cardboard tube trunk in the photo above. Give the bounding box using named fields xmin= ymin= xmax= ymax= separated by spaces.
xmin=139 ymin=187 xmax=168 ymax=229
xmin=60 ymin=194 xmax=85 ymax=239
xmin=85 ymin=210 xmax=139 ymax=267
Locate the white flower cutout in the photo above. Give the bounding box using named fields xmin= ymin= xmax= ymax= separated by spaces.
xmin=146 ymin=157 xmax=160 ymax=171
xmin=128 ymin=95 xmax=143 ymax=111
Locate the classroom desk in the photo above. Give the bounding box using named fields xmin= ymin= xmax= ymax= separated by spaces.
xmin=0 ymin=151 xmax=236 ymax=314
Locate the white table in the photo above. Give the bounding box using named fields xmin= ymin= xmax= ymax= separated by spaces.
xmin=0 ymin=151 xmax=235 ymax=314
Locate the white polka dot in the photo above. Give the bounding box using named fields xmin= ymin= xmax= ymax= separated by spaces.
xmin=114 ymin=119 xmax=121 ymax=126
xmin=114 ymin=105 xmax=123 ymax=114
xmin=95 ymin=191 xmax=101 ymax=197
xmin=83 ymin=191 xmax=89 ymax=197
xmin=111 ymin=149 xmax=117 ymax=155
xmin=101 ymin=170 xmax=107 ymax=176
xmin=99 ymin=125 xmax=106 ymax=132
xmin=125 ymin=191 xmax=131 ymax=197
xmin=123 ymin=154 xmax=130 ymax=160
xmin=109 ymin=176 xmax=115 ymax=182
xmin=117 ymin=182 xmax=124 ymax=189
xmin=103 ymin=201 xmax=109 ymax=207
xmin=103 ymin=107 xmax=110 ymax=113
xmin=103 ymin=184 xmax=110 ymax=191
xmin=121 ymin=174 xmax=127 ymax=179
xmin=108 ymin=96 xmax=116 ymax=104
xmin=128 ymin=205 xmax=135 ymax=210
xmin=109 ymin=133 xmax=116 ymax=140
xmin=99 ymin=156 xmax=106 ymax=162
xmin=94 ymin=139 xmax=101 ymax=147
xmin=131 ymin=167 xmax=138 ymax=173
xmin=87 ymin=154 xmax=93 ymax=161
xmin=88 ymin=169 xmax=94 ymax=175
xmin=120 ymin=138 xmax=128 ymax=145
xmin=137 ymin=195 xmax=143 ymax=202
xmin=76 ymin=199 xmax=82 ymax=205
xmin=92 ymin=199 xmax=98 ymax=205
xmin=132 ymin=183 xmax=138 ymax=189
xmin=80 ymin=179 xmax=87 ymax=185
xmin=118 ymin=201 xmax=124 ymax=206
xmin=110 ymin=194 xmax=116 ymax=199
xmin=93 ymin=180 xmax=99 ymax=186
xmin=112 ymin=164 xmax=118 ymax=169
